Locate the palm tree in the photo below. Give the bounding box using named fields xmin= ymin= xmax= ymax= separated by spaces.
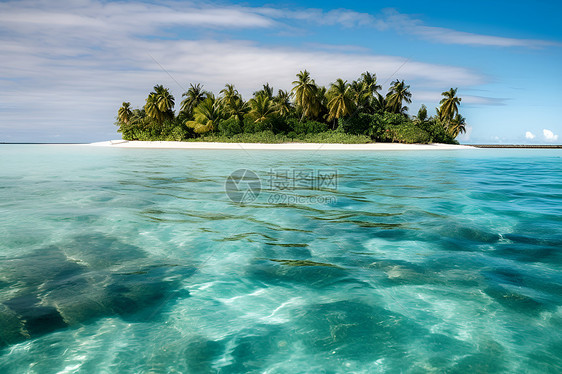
xmin=181 ymin=83 xmax=209 ymax=114
xmin=416 ymin=104 xmax=428 ymax=123
xmin=350 ymin=80 xmax=370 ymax=111
xmin=227 ymin=97 xmax=250 ymax=122
xmin=220 ymin=84 xmax=248 ymax=121
xmin=249 ymin=94 xmax=275 ymax=123
xmin=118 ymin=102 xmax=132 ymax=124
xmin=291 ymin=70 xmax=319 ymax=120
xmin=154 ymin=85 xmax=175 ymax=113
xmin=220 ymin=84 xmax=240 ymax=106
xmin=185 ymin=97 xmax=224 ymax=133
xmin=360 ymin=71 xmax=382 ymax=96
xmin=346 ymin=72 xmax=382 ymax=114
xmin=386 ymin=80 xmax=412 ymax=114
xmin=145 ymin=93 xmax=164 ymax=123
xmin=373 ymin=93 xmax=387 ymax=113
xmin=448 ymin=114 xmax=467 ymax=138
xmin=398 ymin=105 xmax=409 ymax=115
xmin=315 ymin=86 xmax=328 ymax=121
xmin=253 ymin=83 xmax=274 ymax=99
xmin=439 ymin=88 xmax=462 ymax=123
xmin=274 ymin=89 xmax=293 ymax=117
xmin=130 ymin=108 xmax=145 ymax=124
xmin=327 ymin=79 xmax=354 ymax=123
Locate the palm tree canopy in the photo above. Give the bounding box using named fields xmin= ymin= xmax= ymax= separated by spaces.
xmin=416 ymin=104 xmax=428 ymax=122
xmin=144 ymin=93 xmax=163 ymax=122
xmin=291 ymin=70 xmax=320 ymax=119
xmin=249 ymin=94 xmax=276 ymax=123
xmin=360 ymin=71 xmax=382 ymax=96
xmin=350 ymin=81 xmax=370 ymax=109
xmin=253 ymin=83 xmax=274 ymax=99
xmin=220 ymin=84 xmax=241 ymax=106
xmin=315 ymin=86 xmax=328 ymax=119
xmin=327 ymin=79 xmax=354 ymax=121
xmin=386 ymin=80 xmax=412 ymax=114
xmin=227 ymin=97 xmax=249 ymax=122
xmin=143 ymin=85 xmax=174 ymax=123
xmin=439 ymin=88 xmax=462 ymax=122
xmin=373 ymin=93 xmax=387 ymax=113
xmin=155 ymin=86 xmax=174 ymax=113
xmin=274 ymin=89 xmax=293 ymax=117
xmin=448 ymin=113 xmax=467 ymax=138
xmin=118 ymin=102 xmax=132 ymax=124
xmin=181 ymin=83 xmax=209 ymax=113
xmin=186 ymin=97 xmax=224 ymax=133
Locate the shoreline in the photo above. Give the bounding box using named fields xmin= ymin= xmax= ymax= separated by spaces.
xmin=88 ymin=140 xmax=475 ymax=150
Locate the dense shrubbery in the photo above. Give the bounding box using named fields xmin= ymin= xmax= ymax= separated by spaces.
xmin=417 ymin=118 xmax=458 ymax=144
xmin=298 ymin=131 xmax=371 ymax=144
xmin=196 ymin=131 xmax=285 ymax=144
xmin=191 ymin=131 xmax=371 ymax=144
xmin=289 ymin=118 xmax=330 ymax=134
xmin=116 ymin=71 xmax=465 ymax=144
xmin=338 ymin=113 xmax=372 ymax=135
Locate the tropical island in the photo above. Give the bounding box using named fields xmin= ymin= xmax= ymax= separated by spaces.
xmin=115 ymin=70 xmax=466 ymax=144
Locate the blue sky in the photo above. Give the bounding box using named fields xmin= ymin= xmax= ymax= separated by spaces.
xmin=0 ymin=0 xmax=560 ymax=143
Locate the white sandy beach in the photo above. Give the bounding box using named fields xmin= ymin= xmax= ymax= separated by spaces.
xmin=90 ymin=140 xmax=474 ymax=150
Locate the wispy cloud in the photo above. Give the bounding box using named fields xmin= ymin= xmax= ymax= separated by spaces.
xmin=286 ymin=6 xmax=561 ymax=48
xmin=415 ymin=91 xmax=506 ymax=106
xmin=411 ymin=26 xmax=558 ymax=48
xmin=259 ymin=6 xmax=561 ymax=48
xmin=257 ymin=7 xmax=381 ymax=28
xmin=380 ymin=9 xmax=561 ymax=48
xmin=0 ymin=1 xmax=275 ymax=32
xmin=2 ymin=1 xmax=555 ymax=48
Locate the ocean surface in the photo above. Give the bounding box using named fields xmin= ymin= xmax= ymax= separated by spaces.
xmin=0 ymin=145 xmax=561 ymax=373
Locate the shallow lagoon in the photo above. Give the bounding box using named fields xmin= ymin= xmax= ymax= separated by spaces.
xmin=1 ymin=145 xmax=561 ymax=373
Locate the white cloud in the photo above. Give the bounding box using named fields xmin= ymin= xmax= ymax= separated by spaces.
xmin=525 ymin=131 xmax=536 ymax=139
xmin=0 ymin=1 xmax=276 ymax=32
xmin=415 ymin=91 xmax=506 ymax=106
xmin=258 ymin=7 xmax=381 ymax=28
xmin=261 ymin=7 xmax=560 ymax=48
xmin=409 ymin=25 xmax=558 ymax=48
xmin=381 ymin=9 xmax=561 ymax=48
xmin=0 ymin=1 xmax=556 ymax=50
xmin=543 ymin=129 xmax=559 ymax=142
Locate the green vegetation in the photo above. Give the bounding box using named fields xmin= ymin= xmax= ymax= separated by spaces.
xmin=116 ymin=70 xmax=466 ymax=144
xmin=190 ymin=131 xmax=371 ymax=144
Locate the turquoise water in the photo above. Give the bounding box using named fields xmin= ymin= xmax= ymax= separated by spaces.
xmin=1 ymin=145 xmax=561 ymax=373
